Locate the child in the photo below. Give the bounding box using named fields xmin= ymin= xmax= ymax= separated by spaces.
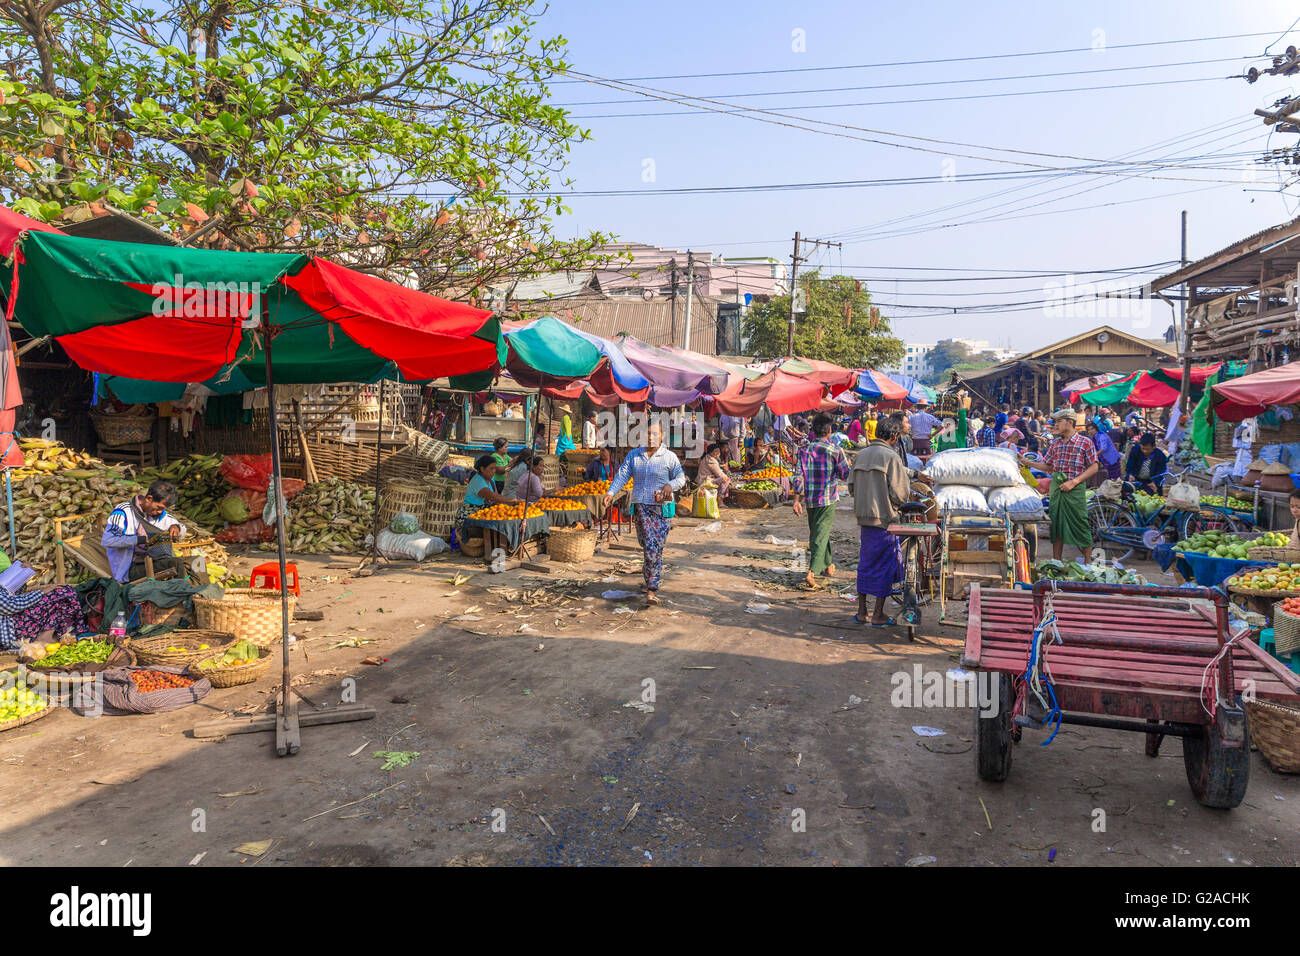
xmin=1290 ymin=488 xmax=1300 ymax=549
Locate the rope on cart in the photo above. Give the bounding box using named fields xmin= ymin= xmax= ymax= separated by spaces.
xmin=1199 ymin=629 xmax=1251 ymax=719
xmin=1021 ymin=582 xmax=1064 ymax=745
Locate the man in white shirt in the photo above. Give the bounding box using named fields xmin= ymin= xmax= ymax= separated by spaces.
xmin=582 ymin=410 xmax=598 ymax=449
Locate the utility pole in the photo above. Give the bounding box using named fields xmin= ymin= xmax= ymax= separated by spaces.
xmin=1178 ymin=210 xmax=1191 ymax=416
xmin=787 ymin=232 xmax=841 ymax=357
xmin=681 ymin=250 xmax=695 ymax=350
xmin=669 ymin=258 xmax=678 ymax=345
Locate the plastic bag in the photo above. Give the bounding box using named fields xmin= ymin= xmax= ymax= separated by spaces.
xmin=1167 ymin=480 xmax=1201 ymax=510
xmin=219 ymin=454 xmax=274 ymax=490
xmin=987 ymin=485 xmax=1047 ymax=521
xmin=933 ymin=484 xmax=991 ymax=516
xmin=692 ymin=489 xmax=719 ymax=519
xmin=923 ymin=448 xmax=1023 ymax=488
xmin=391 ymin=512 xmax=420 ymax=535
xmin=1096 ymin=479 xmax=1124 ymax=499
xmin=375 ymin=529 xmax=446 ymax=561
xmin=216 ymin=518 xmax=274 ymax=543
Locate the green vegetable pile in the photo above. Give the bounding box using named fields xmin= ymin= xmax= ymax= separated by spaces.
xmin=1173 ymin=530 xmax=1253 ymax=558
xmin=138 ymin=454 xmax=230 ymax=528
xmin=1033 ymin=559 xmax=1147 ymax=586
xmin=1201 ymin=494 xmax=1253 ymax=512
xmin=739 ymin=480 xmax=779 ymax=491
xmin=33 ymin=639 xmax=113 ymax=668
xmin=197 ymin=638 xmax=262 ymax=670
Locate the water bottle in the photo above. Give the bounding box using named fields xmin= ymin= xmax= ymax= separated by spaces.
xmin=109 ymin=612 xmax=127 ymax=641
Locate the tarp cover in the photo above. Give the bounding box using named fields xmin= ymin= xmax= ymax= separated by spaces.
xmin=1212 ymin=361 xmax=1300 ymax=421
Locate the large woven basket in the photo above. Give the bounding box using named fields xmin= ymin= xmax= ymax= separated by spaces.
xmin=127 ymin=629 xmax=236 ymax=667
xmin=1248 ymin=546 xmax=1300 ymax=564
xmin=1228 ymin=583 xmax=1300 ymax=599
xmin=1245 ymin=698 xmax=1300 ymax=773
xmin=423 ymin=481 xmax=466 ymax=539
xmin=546 ymin=527 xmax=597 ymax=564
xmin=1273 ymin=603 xmax=1300 ymax=655
xmin=461 ymin=536 xmax=485 ymax=557
xmin=379 ymin=478 xmax=429 ymax=529
xmin=539 ymin=454 xmax=562 ymax=493
xmin=404 ymin=429 xmax=449 ymax=471
xmin=91 ymin=407 xmax=156 ymax=445
xmin=564 ymin=449 xmax=598 ymax=467
xmin=193 ymin=589 xmax=298 ymax=647
xmin=198 ymin=644 xmax=273 ymax=688
xmin=731 ymin=488 xmax=771 ymax=509
xmin=0 ymin=704 xmax=53 ymax=734
xmin=566 ymin=462 xmax=586 ymax=485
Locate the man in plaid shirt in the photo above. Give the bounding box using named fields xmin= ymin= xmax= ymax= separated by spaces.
xmin=792 ymin=413 xmax=851 ymax=588
xmin=1023 ymin=408 xmax=1098 ymax=560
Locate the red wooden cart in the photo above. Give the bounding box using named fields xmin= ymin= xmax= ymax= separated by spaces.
xmin=963 ymin=580 xmax=1300 ymax=808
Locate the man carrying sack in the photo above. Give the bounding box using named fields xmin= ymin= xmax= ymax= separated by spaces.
xmin=1025 ymin=408 xmax=1098 ymax=560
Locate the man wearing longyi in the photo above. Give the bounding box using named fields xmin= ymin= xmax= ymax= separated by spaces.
xmin=1024 ymin=409 xmax=1097 ymax=561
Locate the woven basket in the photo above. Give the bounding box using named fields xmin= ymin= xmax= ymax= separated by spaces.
xmin=461 ymin=536 xmax=485 ymax=557
xmin=539 ymin=454 xmax=562 ymax=493
xmin=404 ymin=429 xmax=449 ymax=471
xmin=91 ymin=408 xmax=156 ymax=445
xmin=547 ymin=527 xmax=597 ymax=564
xmin=566 ymin=462 xmax=586 ymax=485
xmin=198 ymin=644 xmax=273 ymax=688
xmin=193 ymin=589 xmax=298 ymax=647
xmin=423 ymin=482 xmax=466 ymax=539
xmin=1247 ymin=546 xmax=1300 ymax=564
xmin=379 ymin=479 xmax=429 ymax=530
xmin=564 ymin=450 xmax=598 ymax=467
xmin=1273 ymin=603 xmax=1300 ymax=655
xmin=1228 ymin=583 xmax=1300 ymax=599
xmin=1245 ymin=698 xmax=1300 ymax=773
xmin=0 ymin=704 xmax=53 ymax=734
xmin=731 ymin=488 xmax=771 ymax=509
xmin=350 ymin=402 xmax=382 ymax=424
xmin=128 ymin=630 xmax=236 ymax=667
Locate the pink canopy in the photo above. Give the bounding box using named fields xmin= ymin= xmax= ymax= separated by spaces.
xmin=1212 ymin=361 xmax=1300 ymax=421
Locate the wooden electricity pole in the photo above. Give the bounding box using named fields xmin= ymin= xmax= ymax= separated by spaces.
xmin=787 ymin=232 xmax=841 ymax=356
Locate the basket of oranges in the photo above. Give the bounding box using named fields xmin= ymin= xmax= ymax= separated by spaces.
xmin=537 ymin=497 xmax=591 ymax=527
xmin=742 ymin=466 xmax=792 ymax=481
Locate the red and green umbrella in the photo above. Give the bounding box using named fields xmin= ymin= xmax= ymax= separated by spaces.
xmin=1071 ymin=364 xmax=1222 ymax=408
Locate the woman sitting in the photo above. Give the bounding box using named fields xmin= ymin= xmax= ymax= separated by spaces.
xmin=0 ymin=583 xmax=87 ymax=651
xmin=501 ymin=450 xmax=534 ymax=499
xmin=455 ymin=454 xmax=521 ymax=539
xmin=746 ymin=437 xmax=780 ymax=470
xmin=515 ymin=455 xmax=547 ymax=505
xmin=696 ymin=441 xmax=732 ymax=499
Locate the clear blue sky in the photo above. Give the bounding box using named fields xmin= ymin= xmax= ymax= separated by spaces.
xmin=535 ymin=0 xmax=1300 ymax=351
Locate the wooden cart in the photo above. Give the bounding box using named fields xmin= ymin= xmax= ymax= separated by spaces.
xmin=964 ymin=580 xmax=1300 ymax=809
xmin=937 ymin=513 xmax=1035 ymax=625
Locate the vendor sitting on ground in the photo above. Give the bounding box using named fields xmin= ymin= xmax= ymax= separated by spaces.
xmin=456 ymin=454 xmax=521 ymax=538
xmin=696 ymin=441 xmax=733 ymax=499
xmin=102 ymin=481 xmax=187 ymax=583
xmin=1123 ymin=433 xmax=1169 ymax=495
xmin=746 ymin=436 xmax=781 ymax=470
xmin=0 ymin=581 xmax=87 ymax=651
xmin=584 ymin=446 xmax=614 ymax=483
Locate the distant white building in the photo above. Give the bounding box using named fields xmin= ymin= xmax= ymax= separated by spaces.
xmin=882 ymin=342 xmax=935 ymax=378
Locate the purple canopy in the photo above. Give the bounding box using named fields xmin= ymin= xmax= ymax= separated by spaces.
xmin=616 ymin=335 xmax=730 ymax=404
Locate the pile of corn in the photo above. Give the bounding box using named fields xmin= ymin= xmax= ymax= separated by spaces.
xmin=137 ymin=454 xmax=230 ymax=528
xmin=2 ymin=439 xmax=220 ymax=584
xmin=280 ymin=478 xmax=376 ymax=553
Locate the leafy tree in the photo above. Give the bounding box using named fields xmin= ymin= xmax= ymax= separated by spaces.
xmin=741 ymin=272 xmax=904 ymax=369
xmin=0 ymin=0 xmax=610 ymax=296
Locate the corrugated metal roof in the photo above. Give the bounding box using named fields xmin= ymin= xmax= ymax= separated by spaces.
xmin=513 ymin=294 xmax=722 ymax=354
xmin=492 ymin=270 xmax=599 ymax=301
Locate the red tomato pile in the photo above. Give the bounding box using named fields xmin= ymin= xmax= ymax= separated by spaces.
xmin=1279 ymin=597 xmax=1300 ymax=619
xmin=130 ymin=670 xmax=196 ymax=693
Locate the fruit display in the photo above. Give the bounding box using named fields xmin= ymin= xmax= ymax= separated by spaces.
xmin=282 ymin=479 xmax=376 ymax=553
xmin=197 ymin=639 xmax=262 ymax=671
xmin=536 ymin=497 xmax=586 ymax=511
xmin=556 ymin=480 xmax=611 ymax=497
xmin=1246 ymin=531 xmax=1291 ymax=551
xmin=469 ymin=503 xmax=545 ymax=521
xmin=138 ymin=454 xmax=230 ymax=528
xmin=742 ymin=466 xmax=792 ymax=481
xmin=129 ymin=670 xmax=197 ymax=692
xmin=30 ymin=639 xmax=114 ymax=668
xmin=1172 ymin=530 xmax=1254 ymax=558
xmin=563 ymin=448 xmax=600 ymax=457
xmin=1133 ymin=491 xmax=1164 ymax=516
xmin=0 ymin=671 xmax=48 ymax=722
xmin=1226 ymin=564 xmax=1300 ymax=592
xmin=738 ymin=479 xmax=779 ymax=491
xmin=1200 ymin=494 xmax=1254 ymax=512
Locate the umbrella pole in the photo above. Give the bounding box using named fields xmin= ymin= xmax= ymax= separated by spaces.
xmin=361 ymin=378 xmax=386 ymax=571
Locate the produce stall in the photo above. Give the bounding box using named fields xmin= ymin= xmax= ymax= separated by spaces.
xmin=1155 ymin=529 xmax=1289 ymax=588
xmin=463 ymin=503 xmax=549 ymax=558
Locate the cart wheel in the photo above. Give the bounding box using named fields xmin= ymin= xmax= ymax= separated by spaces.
xmin=1183 ymin=713 xmax=1250 ymax=809
xmin=975 ymin=673 xmax=1014 ymax=782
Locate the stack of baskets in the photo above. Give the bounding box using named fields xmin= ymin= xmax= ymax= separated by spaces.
xmin=91 ymin=405 xmax=156 ymax=445
xmin=539 ymin=454 xmax=562 ymax=493
xmin=546 ymin=526 xmax=597 ymax=564
xmin=564 ymin=449 xmax=598 ymax=485
xmin=423 ymin=477 xmax=467 ymax=539
xmin=1245 ymin=697 xmax=1300 ymax=773
xmin=379 ymin=478 xmax=429 ymax=529
xmin=350 ymin=400 xmax=382 ymax=424
xmin=193 ymin=588 xmax=298 ymax=646
xmin=402 ymin=427 xmax=450 ymax=472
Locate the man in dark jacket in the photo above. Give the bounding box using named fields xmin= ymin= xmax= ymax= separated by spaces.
xmin=1123 ymin=433 xmax=1169 ymax=494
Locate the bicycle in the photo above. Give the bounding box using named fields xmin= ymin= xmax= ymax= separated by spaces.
xmin=1087 ymin=465 xmax=1247 ymax=561
xmin=888 ymin=489 xmax=941 ymax=641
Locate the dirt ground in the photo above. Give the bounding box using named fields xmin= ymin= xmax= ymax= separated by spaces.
xmin=2 ymin=501 xmax=1298 ymax=868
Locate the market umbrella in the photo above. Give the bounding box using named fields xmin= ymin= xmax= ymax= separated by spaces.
xmin=1072 ymin=364 xmax=1222 ymax=408
xmin=854 ymin=369 xmax=910 ymax=403
xmin=776 ymin=356 xmax=858 ymax=392
xmin=884 ymin=372 xmax=932 ymax=404
xmin=2 ymin=226 xmax=501 ymax=755
xmin=710 ymin=368 xmax=826 ymax=417
xmin=616 ymin=335 xmax=729 ymax=405
xmin=1211 ymin=360 xmax=1300 ymax=421
xmin=1058 ymin=371 xmax=1125 ymax=398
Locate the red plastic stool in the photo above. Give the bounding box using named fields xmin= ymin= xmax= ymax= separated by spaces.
xmin=250 ymin=562 xmax=301 ymax=597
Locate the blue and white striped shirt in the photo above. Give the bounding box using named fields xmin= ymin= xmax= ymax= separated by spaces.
xmin=608 ymin=446 xmax=686 ymax=506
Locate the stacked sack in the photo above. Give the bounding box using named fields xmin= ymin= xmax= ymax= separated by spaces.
xmin=922 ymin=448 xmax=1045 ymax=521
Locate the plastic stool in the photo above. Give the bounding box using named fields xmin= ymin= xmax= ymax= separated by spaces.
xmin=251 ymin=561 xmax=300 ymax=597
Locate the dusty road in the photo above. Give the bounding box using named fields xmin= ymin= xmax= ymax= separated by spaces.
xmin=2 ymin=501 xmax=1297 ymax=867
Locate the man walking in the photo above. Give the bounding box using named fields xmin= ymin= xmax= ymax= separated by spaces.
xmin=1025 ymin=409 xmax=1098 ymax=560
xmin=792 ymin=413 xmax=851 ymax=589
xmin=850 ymin=417 xmax=911 ymax=627
xmin=719 ymin=412 xmax=744 ymax=466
